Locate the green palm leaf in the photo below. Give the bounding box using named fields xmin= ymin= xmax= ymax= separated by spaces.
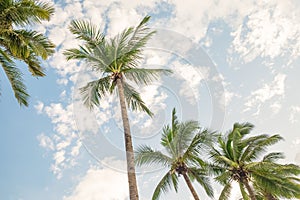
xmin=152 ymin=172 xmax=177 ymax=200
xmin=68 ymin=19 xmax=104 ymax=46
xmin=123 ymin=68 xmax=172 ymax=85
xmin=218 ymin=182 xmax=232 ymax=200
xmin=80 ymin=76 xmax=112 ymax=109
xmin=0 ymin=53 xmax=29 ymax=106
xmin=188 ymin=167 xmax=214 ymax=197
xmin=135 ymin=145 xmax=172 ymax=166
xmin=122 ymin=81 xmax=153 ymax=116
xmin=0 ymin=0 xmax=54 ymax=26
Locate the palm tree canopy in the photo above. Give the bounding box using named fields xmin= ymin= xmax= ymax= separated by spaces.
xmin=210 ymin=122 xmax=300 ymax=200
xmin=64 ymin=15 xmax=172 ymax=116
xmin=0 ymin=0 xmax=55 ymax=106
xmin=135 ymin=108 xmax=215 ymax=199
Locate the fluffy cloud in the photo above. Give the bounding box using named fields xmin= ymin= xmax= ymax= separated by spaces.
xmin=36 ymin=103 xmax=81 ymax=179
xmin=289 ymin=106 xmax=300 ymax=124
xmin=230 ymin=0 xmax=300 ymax=63
xmin=171 ymin=61 xmax=210 ymax=104
xmin=63 ymin=166 xmax=128 ymax=200
xmin=244 ymin=73 xmax=286 ymax=115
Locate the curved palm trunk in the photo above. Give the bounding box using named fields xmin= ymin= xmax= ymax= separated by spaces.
xmin=183 ymin=173 xmax=200 ymax=200
xmin=116 ymin=78 xmax=139 ymax=200
xmin=242 ymin=179 xmax=256 ymax=200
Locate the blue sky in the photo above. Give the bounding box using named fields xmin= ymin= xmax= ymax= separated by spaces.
xmin=1 ymin=0 xmax=300 ymax=199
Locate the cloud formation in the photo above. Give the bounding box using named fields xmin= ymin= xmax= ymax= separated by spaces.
xmin=63 ymin=166 xmax=128 ymax=200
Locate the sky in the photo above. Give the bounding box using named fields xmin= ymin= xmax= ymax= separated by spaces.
xmin=1 ymin=0 xmax=300 ymax=199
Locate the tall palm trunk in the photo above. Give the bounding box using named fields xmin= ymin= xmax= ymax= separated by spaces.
xmin=242 ymin=179 xmax=256 ymax=200
xmin=183 ymin=173 xmax=200 ymax=200
xmin=116 ymin=78 xmax=139 ymax=200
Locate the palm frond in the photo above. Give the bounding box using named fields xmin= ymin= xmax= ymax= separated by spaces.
xmin=160 ymin=125 xmax=177 ymax=157
xmin=188 ymin=167 xmax=214 ymax=197
xmin=174 ymin=120 xmax=199 ymax=157
xmin=183 ymin=130 xmax=216 ymax=163
xmin=262 ymin=152 xmax=285 ymax=162
xmin=135 ymin=145 xmax=172 ymax=167
xmin=16 ymin=30 xmax=55 ymax=60
xmin=218 ymin=182 xmax=232 ymax=200
xmin=0 ymin=51 xmax=29 ymax=106
xmin=68 ymin=19 xmax=104 ymax=46
xmin=233 ymin=122 xmax=254 ymax=136
xmin=152 ymin=172 xmax=176 ymax=200
xmin=240 ymin=134 xmax=271 ymax=161
xmin=122 ymin=81 xmax=153 ymax=116
xmin=1 ymin=0 xmax=54 ymax=26
xmin=64 ymin=46 xmax=110 ymax=72
xmin=242 ymin=134 xmax=283 ymax=162
xmin=215 ymin=170 xmax=232 ymax=185
xmin=117 ymin=16 xmax=156 ymax=69
xmin=123 ymin=68 xmax=172 ymax=85
xmin=79 ymin=76 xmax=111 ymax=109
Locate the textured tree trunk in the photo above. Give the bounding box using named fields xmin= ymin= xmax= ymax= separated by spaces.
xmin=116 ymin=78 xmax=139 ymax=200
xmin=243 ymin=179 xmax=256 ymax=200
xmin=183 ymin=173 xmax=200 ymax=200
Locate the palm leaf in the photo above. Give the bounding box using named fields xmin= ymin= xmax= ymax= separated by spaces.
xmin=188 ymin=167 xmax=214 ymax=197
xmin=262 ymin=152 xmax=285 ymax=162
xmin=183 ymin=130 xmax=215 ymax=164
xmin=152 ymin=172 xmax=176 ymax=200
xmin=1 ymin=0 xmax=54 ymax=26
xmin=160 ymin=125 xmax=177 ymax=157
xmin=68 ymin=19 xmax=104 ymax=46
xmin=0 ymin=51 xmax=29 ymax=106
xmin=122 ymin=81 xmax=153 ymax=116
xmin=79 ymin=76 xmax=111 ymax=109
xmin=123 ymin=68 xmax=172 ymax=85
xmin=242 ymin=134 xmax=283 ymax=162
xmin=16 ymin=30 xmax=55 ymax=60
xmin=135 ymin=145 xmax=172 ymax=167
xmin=218 ymin=182 xmax=232 ymax=200
xmin=174 ymin=120 xmax=199 ymax=156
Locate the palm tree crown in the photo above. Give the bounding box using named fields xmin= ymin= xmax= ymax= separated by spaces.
xmin=135 ymin=108 xmax=215 ymax=200
xmin=210 ymin=122 xmax=300 ymax=200
xmin=0 ymin=0 xmax=55 ymax=106
xmin=64 ymin=15 xmax=171 ymax=115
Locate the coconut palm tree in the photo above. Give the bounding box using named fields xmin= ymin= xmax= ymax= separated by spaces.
xmin=135 ymin=108 xmax=215 ymax=200
xmin=210 ymin=122 xmax=300 ymax=200
xmin=0 ymin=0 xmax=55 ymax=106
xmin=64 ymin=16 xmax=171 ymax=200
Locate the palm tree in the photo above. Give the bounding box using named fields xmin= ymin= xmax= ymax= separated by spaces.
xmin=135 ymin=108 xmax=214 ymax=200
xmin=0 ymin=0 xmax=55 ymax=106
xmin=209 ymin=122 xmax=300 ymax=200
xmin=64 ymin=16 xmax=171 ymax=200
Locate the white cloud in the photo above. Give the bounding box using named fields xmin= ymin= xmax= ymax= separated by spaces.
xmin=289 ymin=106 xmax=300 ymax=124
xmin=37 ymin=103 xmax=82 ymax=178
xmin=244 ymin=73 xmax=286 ymax=115
xmin=37 ymin=133 xmax=54 ymax=150
xmin=63 ymin=166 xmax=128 ymax=200
xmin=270 ymin=101 xmax=282 ymax=114
xmin=34 ymin=101 xmax=44 ymax=114
xmin=171 ymin=61 xmax=210 ymax=104
xmin=230 ymin=0 xmax=300 ymax=63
